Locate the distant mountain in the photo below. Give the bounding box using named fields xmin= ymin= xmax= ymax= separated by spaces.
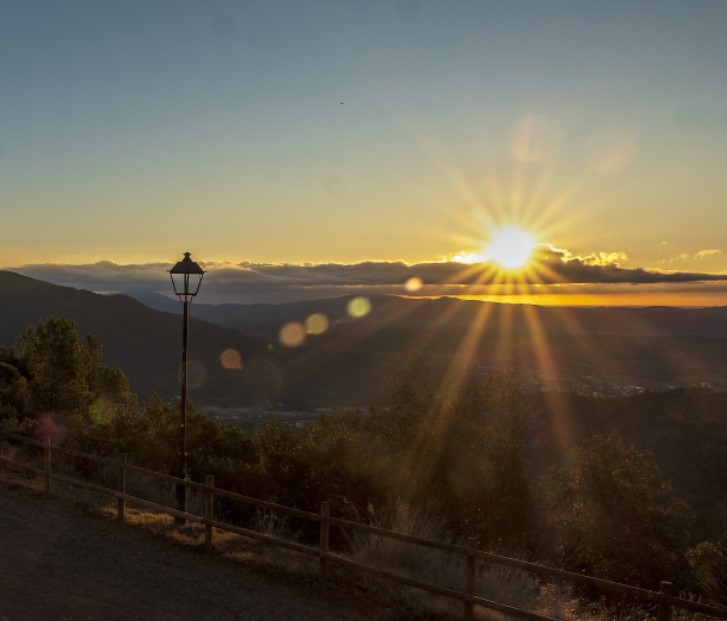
xmin=172 ymin=294 xmax=727 ymax=395
xmin=182 ymin=294 xmax=727 ymax=339
xmin=120 ymin=289 xmax=181 ymax=314
xmin=5 ymin=271 xmax=727 ymax=409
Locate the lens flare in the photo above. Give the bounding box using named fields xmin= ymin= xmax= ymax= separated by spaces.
xmin=305 ymin=313 xmax=329 ymax=335
xmin=220 ymin=348 xmax=243 ymax=370
xmin=585 ymin=126 xmax=638 ymax=174
xmin=32 ymin=414 xmax=65 ymax=447
xmin=347 ymin=296 xmax=371 ymax=318
xmin=280 ymin=322 xmax=306 ymax=347
xmin=185 ymin=360 xmax=207 ymax=388
xmin=322 ymin=172 xmax=347 ymax=199
xmin=405 ymin=277 xmax=423 ymax=292
xmin=511 ymin=115 xmax=560 ymax=163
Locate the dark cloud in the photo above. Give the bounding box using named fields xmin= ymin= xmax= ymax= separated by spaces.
xmin=532 ymin=247 xmax=727 ymax=285
xmin=7 ymin=249 xmax=727 ymax=305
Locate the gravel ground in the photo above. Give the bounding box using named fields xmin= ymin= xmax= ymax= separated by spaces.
xmin=0 ymin=482 xmax=373 ymax=621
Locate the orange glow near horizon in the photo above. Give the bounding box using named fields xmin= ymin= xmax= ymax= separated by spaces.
xmin=432 ymin=292 xmax=727 ymax=307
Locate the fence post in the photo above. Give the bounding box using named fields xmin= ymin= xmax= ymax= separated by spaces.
xmin=464 ymin=537 xmax=477 ymax=620
xmin=657 ymin=581 xmax=673 ymax=621
xmin=43 ymin=436 xmax=52 ymax=496
xmin=319 ymin=501 xmax=330 ymax=586
xmin=204 ymin=474 xmax=215 ymax=552
xmin=117 ymin=453 xmax=127 ymax=522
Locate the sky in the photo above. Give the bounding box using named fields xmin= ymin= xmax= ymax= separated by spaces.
xmin=2 ymin=1 xmax=727 ymax=305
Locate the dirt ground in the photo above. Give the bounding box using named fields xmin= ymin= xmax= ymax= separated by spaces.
xmin=0 ymin=481 xmax=374 ymax=621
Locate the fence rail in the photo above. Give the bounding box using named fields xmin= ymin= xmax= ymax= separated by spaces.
xmin=1 ymin=428 xmax=726 ymax=621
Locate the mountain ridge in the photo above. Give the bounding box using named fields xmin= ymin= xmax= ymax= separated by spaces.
xmin=0 ymin=271 xmax=266 ymax=404
xmin=3 ymin=271 xmax=727 ymax=407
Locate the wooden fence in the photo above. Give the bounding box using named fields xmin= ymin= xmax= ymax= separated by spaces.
xmin=1 ymin=428 xmax=726 ymax=621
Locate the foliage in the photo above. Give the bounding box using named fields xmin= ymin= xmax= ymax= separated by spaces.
xmin=11 ymin=318 xmax=132 ymax=417
xmin=688 ymin=537 xmax=727 ymax=605
xmin=382 ymin=364 xmax=532 ymax=549
xmin=540 ymin=433 xmax=693 ymax=588
xmin=239 ymin=365 xmax=533 ymax=549
xmin=251 ymin=414 xmax=378 ymax=512
xmin=0 ymin=359 xmax=28 ymax=417
xmin=3 ymin=318 xmax=722 ymax=600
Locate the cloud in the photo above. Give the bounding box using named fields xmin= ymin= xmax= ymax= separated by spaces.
xmin=695 ymin=249 xmax=721 ymax=259
xmin=661 ymin=248 xmax=722 ymax=265
xmin=6 ymin=261 xmax=172 ymax=292
xmin=580 ymin=251 xmax=629 ymax=267
xmin=6 ymin=249 xmax=727 ymax=304
xmin=531 ymin=246 xmax=727 ymax=284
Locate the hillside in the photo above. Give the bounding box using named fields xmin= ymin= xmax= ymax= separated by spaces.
xmin=3 ymin=271 xmax=727 ymax=409
xmin=0 ymin=271 xmax=266 ymax=404
xmin=188 ymin=295 xmax=727 ymax=398
xmin=523 ymin=388 xmax=727 ymax=540
xmin=186 ymin=295 xmax=727 ymax=340
xmin=2 ymin=271 xmax=726 ymax=569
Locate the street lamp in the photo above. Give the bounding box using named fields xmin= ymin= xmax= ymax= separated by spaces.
xmin=169 ymin=251 xmax=205 ymax=517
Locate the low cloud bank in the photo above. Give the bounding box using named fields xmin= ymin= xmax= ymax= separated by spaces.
xmin=8 ymin=247 xmax=727 ymax=304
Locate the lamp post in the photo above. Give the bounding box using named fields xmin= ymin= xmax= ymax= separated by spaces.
xmin=169 ymin=251 xmax=205 ymax=518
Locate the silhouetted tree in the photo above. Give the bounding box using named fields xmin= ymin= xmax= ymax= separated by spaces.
xmin=9 ymin=318 xmax=133 ymax=423
xmin=385 ymin=365 xmax=532 ymax=549
xmin=541 ymin=432 xmax=693 ymax=587
xmin=688 ymin=537 xmax=727 ymax=605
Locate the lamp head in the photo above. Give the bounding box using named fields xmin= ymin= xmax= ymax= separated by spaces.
xmin=169 ymin=252 xmax=205 ymax=302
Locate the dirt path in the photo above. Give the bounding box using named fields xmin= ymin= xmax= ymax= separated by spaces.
xmin=0 ymin=483 xmax=372 ymax=621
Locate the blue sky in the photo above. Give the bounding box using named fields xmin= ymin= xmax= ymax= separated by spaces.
xmin=2 ymin=1 xmax=727 ymax=302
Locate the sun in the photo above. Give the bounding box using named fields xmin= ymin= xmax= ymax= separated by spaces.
xmin=485 ymin=226 xmax=537 ymax=269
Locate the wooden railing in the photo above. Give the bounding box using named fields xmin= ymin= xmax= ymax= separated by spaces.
xmin=1 ymin=428 xmax=726 ymax=621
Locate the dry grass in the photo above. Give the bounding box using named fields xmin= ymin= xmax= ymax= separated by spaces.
xmin=346 ymin=501 xmax=545 ymax=620
xmin=345 ymin=501 xmax=644 ymax=621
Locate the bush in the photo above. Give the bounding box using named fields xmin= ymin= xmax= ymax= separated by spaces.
xmin=688 ymin=538 xmax=727 ymax=605
xmin=540 ymin=433 xmax=693 ymax=587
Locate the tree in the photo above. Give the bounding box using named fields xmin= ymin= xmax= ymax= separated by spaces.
xmin=386 ymin=365 xmax=532 ymax=549
xmin=15 ymin=318 xmax=92 ymax=413
xmin=541 ymin=433 xmax=693 ymax=587
xmin=0 ymin=358 xmax=28 ymax=419
xmin=13 ymin=318 xmax=131 ymax=416
xmin=688 ymin=537 xmax=727 ymax=605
